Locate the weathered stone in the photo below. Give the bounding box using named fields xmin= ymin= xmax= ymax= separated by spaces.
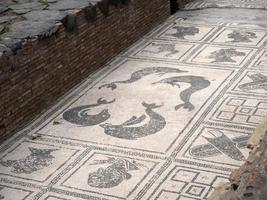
xmin=210 ymin=117 xmax=267 ymax=200
xmin=248 ymin=115 xmax=267 ymax=148
xmin=0 ymin=0 xmax=16 ymax=7
xmin=9 ymin=2 xmax=47 ymax=14
xmin=209 ymin=183 xmax=237 ymax=200
xmin=47 ymin=0 xmax=57 ymax=3
xmin=24 ymin=10 xmax=67 ymax=22
xmin=0 ymin=37 xmax=23 ymax=53
xmin=0 ymin=6 xmax=8 ymax=14
xmin=0 ymin=16 xmax=17 ymax=24
xmin=62 ymin=13 xmax=77 ymax=32
xmin=83 ymin=4 xmax=97 ymax=22
xmin=0 ymin=44 xmax=11 ymax=57
xmin=1 ymin=20 xmax=59 ymax=39
xmin=48 ymin=0 xmax=91 ymax=10
xmin=0 ymin=25 xmax=4 ymax=33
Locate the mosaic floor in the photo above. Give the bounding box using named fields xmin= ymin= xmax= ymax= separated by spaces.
xmin=1 ymin=1 xmax=267 ymax=199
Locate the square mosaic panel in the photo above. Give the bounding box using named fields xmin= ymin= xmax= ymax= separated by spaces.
xmin=131 ymin=40 xmax=197 ymax=62
xmin=177 ymin=124 xmax=251 ymax=168
xmin=0 ymin=139 xmax=79 ymax=184
xmin=0 ymin=184 xmax=34 ymax=200
xmin=145 ymin=164 xmax=229 ymax=200
xmin=55 ymin=151 xmax=159 ymax=199
xmin=207 ymin=95 xmax=267 ymax=127
xmin=38 ymin=59 xmax=233 ymax=153
xmin=188 ymin=45 xmax=254 ymax=68
xmin=211 ymin=27 xmax=267 ymax=47
xmin=251 ymin=49 xmax=267 ymax=70
xmin=154 ymin=22 xmax=217 ymax=42
xmin=231 ymin=70 xmax=267 ymax=96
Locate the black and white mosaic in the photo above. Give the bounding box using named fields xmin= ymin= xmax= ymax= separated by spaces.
xmin=1 ymin=1 xmax=267 ymax=199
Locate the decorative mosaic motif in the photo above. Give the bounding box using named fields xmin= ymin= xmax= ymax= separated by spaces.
xmin=227 ymin=30 xmax=257 ymax=43
xmin=157 ymin=23 xmax=215 ymax=41
xmin=0 ymin=140 xmax=78 ymax=182
xmin=190 ymin=45 xmax=252 ymax=67
xmin=0 ymin=147 xmax=58 ymax=174
xmin=166 ymin=26 xmax=200 ymax=39
xmin=148 ymin=165 xmax=229 ymax=200
xmin=100 ymin=102 xmax=166 ymax=140
xmin=87 ymin=157 xmax=146 ymax=188
xmin=232 ymin=71 xmax=267 ymax=96
xmin=153 ymin=75 xmax=211 ymax=111
xmin=133 ymin=41 xmax=195 ymax=61
xmin=59 ymin=153 xmax=156 ymax=199
xmin=63 ymin=98 xmax=115 ymax=126
xmin=208 ymin=48 xmax=246 ymax=63
xmin=189 ymin=130 xmax=247 ymax=161
xmin=238 ymin=73 xmax=267 ymax=91
xmin=0 ymin=186 xmax=33 ymax=200
xmin=211 ymin=28 xmax=266 ymax=47
xmin=141 ymin=43 xmax=179 ymax=57
xmin=252 ymin=50 xmax=267 ymax=70
xmin=1 ymin=2 xmax=267 ymax=199
xmin=98 ymin=66 xmax=186 ymax=90
xmin=209 ymin=96 xmax=267 ymax=127
xmin=38 ymin=61 xmax=231 ymax=153
xmin=184 ymin=0 xmax=267 ymax=9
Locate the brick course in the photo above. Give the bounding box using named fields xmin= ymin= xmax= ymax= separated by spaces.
xmin=0 ymin=0 xmax=170 ymax=141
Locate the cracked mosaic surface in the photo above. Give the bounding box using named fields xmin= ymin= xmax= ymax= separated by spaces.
xmin=1 ymin=1 xmax=267 ymax=199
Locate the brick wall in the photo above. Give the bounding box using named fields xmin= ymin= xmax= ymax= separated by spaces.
xmin=0 ymin=0 xmax=170 ymax=141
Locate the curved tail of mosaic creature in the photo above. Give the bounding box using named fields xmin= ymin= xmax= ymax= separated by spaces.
xmin=100 ymin=102 xmax=166 ymax=140
xmin=153 ymin=75 xmax=210 ymax=111
xmin=62 ymin=98 xmax=115 ymax=126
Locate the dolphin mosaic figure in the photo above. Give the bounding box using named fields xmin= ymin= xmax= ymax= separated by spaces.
xmin=100 ymin=102 xmax=166 ymax=140
xmin=153 ymin=75 xmax=210 ymax=111
xmin=189 ymin=130 xmax=247 ymax=161
xmin=98 ymin=67 xmax=187 ymax=90
xmin=63 ymin=98 xmax=115 ymax=126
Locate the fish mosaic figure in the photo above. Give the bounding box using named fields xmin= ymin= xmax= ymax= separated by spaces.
xmin=98 ymin=67 xmax=187 ymax=90
xmin=227 ymin=30 xmax=257 ymax=43
xmin=238 ymin=73 xmax=267 ymax=91
xmin=190 ymin=130 xmax=248 ymax=161
xmin=153 ymin=75 xmax=210 ymax=111
xmin=0 ymin=147 xmax=58 ymax=174
xmin=142 ymin=43 xmax=179 ymax=57
xmin=209 ymin=48 xmax=246 ymax=63
xmin=88 ymin=157 xmax=146 ymax=188
xmin=166 ymin=26 xmax=200 ymax=39
xmin=63 ymin=98 xmax=115 ymax=126
xmin=100 ymin=102 xmax=166 ymax=140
